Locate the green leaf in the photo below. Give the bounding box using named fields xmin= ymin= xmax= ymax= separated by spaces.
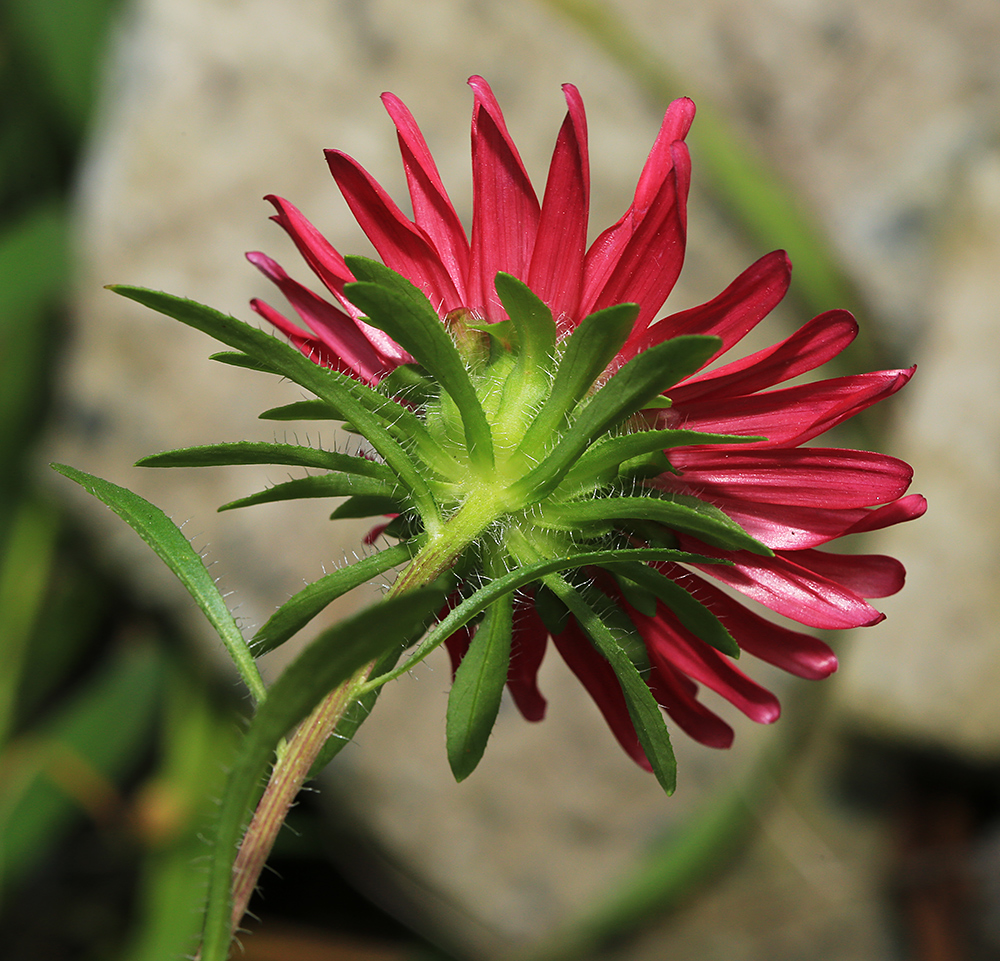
xmin=516 ymin=302 xmax=639 ymax=455
xmin=218 ymin=474 xmax=397 ymax=512
xmin=365 ymin=546 xmax=727 ymax=691
xmin=377 ymin=363 xmax=437 ymax=407
xmin=533 ymin=583 xmax=570 ymax=635
xmin=137 ymin=441 xmax=396 ymax=481
xmin=510 ymin=335 xmax=721 ymax=503
xmin=199 ymin=588 xmax=445 ymax=961
xmin=0 ymin=203 xmax=69 ymax=465
xmin=544 ymin=572 xmax=676 ymax=794
xmin=612 ymin=572 xmax=659 ymax=617
xmin=251 ymin=541 xmax=420 ymax=656
xmin=51 ymin=464 xmax=266 ymax=702
xmin=109 ymin=286 xmax=444 ymax=528
xmin=607 ymin=561 xmax=740 ymax=657
xmin=536 ymin=494 xmax=772 ymax=556
xmin=344 ymin=257 xmax=495 ymax=470
xmin=260 ymin=400 xmax=344 ymax=421
xmin=209 ymin=351 xmax=281 ymax=374
xmin=329 ymin=494 xmax=404 ymax=520
xmin=446 ymin=592 xmax=514 ymax=781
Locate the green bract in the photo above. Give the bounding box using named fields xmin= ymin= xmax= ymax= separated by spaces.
xmin=108 ymin=266 xmax=769 ymax=793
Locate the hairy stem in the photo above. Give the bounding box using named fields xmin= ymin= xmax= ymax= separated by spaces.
xmin=228 ymin=666 xmax=368 ymax=932
xmin=223 ymin=493 xmax=502 ymax=942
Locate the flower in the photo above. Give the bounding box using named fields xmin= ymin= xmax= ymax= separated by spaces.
xmin=247 ymin=77 xmax=924 ymax=770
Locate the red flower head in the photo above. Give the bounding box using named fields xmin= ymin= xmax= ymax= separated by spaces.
xmin=247 ymin=77 xmax=924 ymax=774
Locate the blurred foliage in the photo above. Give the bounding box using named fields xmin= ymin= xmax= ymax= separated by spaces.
xmin=0 ymin=1 xmax=239 ymax=957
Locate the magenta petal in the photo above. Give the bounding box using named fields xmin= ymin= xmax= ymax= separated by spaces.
xmin=264 ymin=195 xmax=355 ymax=304
xmin=527 ymin=83 xmax=590 ymax=330
xmin=688 ymin=497 xmax=891 ymax=550
xmin=653 ymin=565 xmax=838 ymax=679
xmin=249 ymin=298 xmax=341 ymax=371
xmin=669 ymin=367 xmax=915 ymax=448
xmin=581 ymin=99 xmax=695 ymax=328
xmin=582 ymin=143 xmax=689 ymax=332
xmin=553 ymin=620 xmax=651 ymax=770
xmin=842 ymin=494 xmax=927 ymax=535
xmin=619 ymin=250 xmax=792 ymax=367
xmin=381 ymin=91 xmax=470 ymax=302
xmin=467 ymin=75 xmax=541 ymax=321
xmin=634 ymin=605 xmax=782 ymax=724
xmin=672 ymin=309 xmax=858 ymax=403
xmin=668 ymin=448 xmax=915 ymax=508
xmin=246 ymin=251 xmax=396 ymax=382
xmin=681 ymin=539 xmax=886 ymax=629
xmin=646 ymin=660 xmax=735 ymax=749
xmin=507 ymin=598 xmax=549 ymax=722
xmin=325 ymin=149 xmax=463 ymax=311
xmin=790 ymin=549 xmax=906 ymax=599
xmin=632 ymin=97 xmax=696 ymax=207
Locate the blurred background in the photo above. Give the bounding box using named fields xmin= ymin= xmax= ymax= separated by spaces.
xmin=2 ymin=0 xmax=999 ymax=958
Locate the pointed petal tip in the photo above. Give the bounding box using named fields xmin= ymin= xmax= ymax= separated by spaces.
xmin=467 ymin=75 xmax=494 ymax=101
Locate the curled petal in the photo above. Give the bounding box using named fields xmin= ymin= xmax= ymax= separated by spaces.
xmin=246 ymin=251 xmax=398 ymax=382
xmin=507 ymin=598 xmax=549 ymax=721
xmin=682 ymin=496 xmax=900 ymax=550
xmin=647 ymin=660 xmax=734 ymax=749
xmin=633 ymin=97 xmax=696 ymax=207
xmin=264 ymin=195 xmax=355 ymax=306
xmin=652 ymin=565 xmax=838 ymax=680
xmin=249 ymin=297 xmax=342 ymax=371
xmin=633 ymin=604 xmax=781 ymax=724
xmin=582 ymin=98 xmax=695 ymax=317
xmin=790 ymin=549 xmax=906 ymax=599
xmin=582 ymin=142 xmax=689 ymax=332
xmin=842 ymin=493 xmax=927 ymax=535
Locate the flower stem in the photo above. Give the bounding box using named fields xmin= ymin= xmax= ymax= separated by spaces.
xmin=228 ymin=665 xmax=368 ymax=933
xmin=224 ymin=491 xmax=503 ymax=941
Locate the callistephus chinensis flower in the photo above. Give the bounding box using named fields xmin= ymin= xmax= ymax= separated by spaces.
xmin=244 ymin=77 xmax=924 ymax=782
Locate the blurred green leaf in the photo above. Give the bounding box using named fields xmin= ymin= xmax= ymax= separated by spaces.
xmin=4 ymin=0 xmax=121 ymax=138
xmin=0 ymin=642 xmax=163 ymax=891
xmin=0 ymin=203 xmax=69 ymax=469
xmin=119 ymin=662 xmax=239 ymax=961
xmin=0 ymin=500 xmax=59 ymax=748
